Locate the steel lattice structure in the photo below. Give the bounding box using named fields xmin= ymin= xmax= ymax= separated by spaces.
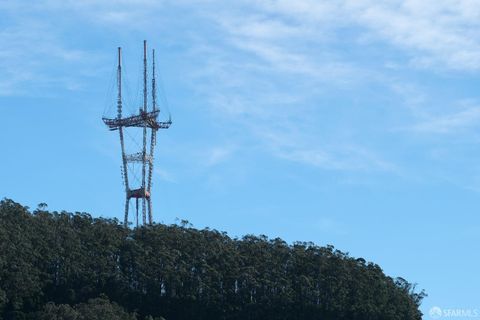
xmin=103 ymin=41 xmax=171 ymax=227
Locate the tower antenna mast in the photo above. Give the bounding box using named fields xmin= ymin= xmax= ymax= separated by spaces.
xmin=147 ymin=49 xmax=157 ymax=224
xmin=103 ymin=41 xmax=172 ymax=227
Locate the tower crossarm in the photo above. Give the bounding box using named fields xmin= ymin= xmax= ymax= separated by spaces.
xmin=125 ymin=152 xmax=153 ymax=163
xmin=103 ymin=110 xmax=167 ymax=130
xmin=157 ymin=121 xmax=172 ymax=129
xmin=156 ymin=120 xmax=172 ymax=129
xmin=127 ymin=187 xmax=151 ymax=199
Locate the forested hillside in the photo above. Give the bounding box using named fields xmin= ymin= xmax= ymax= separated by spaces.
xmin=0 ymin=199 xmax=425 ymax=319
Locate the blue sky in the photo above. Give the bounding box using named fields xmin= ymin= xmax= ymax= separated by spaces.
xmin=2 ymin=0 xmax=480 ymax=317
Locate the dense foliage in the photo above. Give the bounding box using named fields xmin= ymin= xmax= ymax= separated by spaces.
xmin=0 ymin=199 xmax=425 ymax=319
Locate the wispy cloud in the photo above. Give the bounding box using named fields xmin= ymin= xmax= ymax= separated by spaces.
xmin=204 ymin=146 xmax=235 ymax=167
xmin=253 ymin=0 xmax=480 ymax=72
xmin=0 ymin=20 xmax=100 ymax=96
xmin=278 ymin=145 xmax=397 ymax=172
xmin=345 ymin=0 xmax=480 ymax=71
xmin=411 ymin=104 xmax=480 ymax=134
xmin=189 ymin=4 xmax=396 ymax=174
xmin=3 ymin=0 xmax=480 ymax=180
xmin=210 ymin=7 xmax=365 ymax=83
xmin=194 ymin=1 xmax=480 ymax=177
xmin=154 ymin=168 xmax=176 ymax=183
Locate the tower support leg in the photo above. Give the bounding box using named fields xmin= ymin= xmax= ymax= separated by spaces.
xmin=124 ymin=197 xmax=129 ymax=227
xmin=142 ymin=198 xmax=147 ymax=225
xmin=147 ymin=198 xmax=153 ymax=225
xmin=136 ymin=198 xmax=139 ymax=227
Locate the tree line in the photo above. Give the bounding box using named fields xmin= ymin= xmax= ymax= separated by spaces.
xmin=0 ymin=198 xmax=425 ymax=319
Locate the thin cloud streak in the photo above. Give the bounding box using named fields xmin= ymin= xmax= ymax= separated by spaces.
xmin=411 ymin=105 xmax=480 ymax=134
xmin=253 ymin=0 xmax=480 ymax=72
xmin=0 ymin=20 xmax=101 ymax=96
xmin=3 ymin=0 xmax=480 ymax=179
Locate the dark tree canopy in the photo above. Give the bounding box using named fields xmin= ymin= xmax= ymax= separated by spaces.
xmin=38 ymin=296 xmax=136 ymax=320
xmin=0 ymin=198 xmax=425 ymax=320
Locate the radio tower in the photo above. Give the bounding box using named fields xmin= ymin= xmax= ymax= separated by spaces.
xmin=103 ymin=41 xmax=171 ymax=227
